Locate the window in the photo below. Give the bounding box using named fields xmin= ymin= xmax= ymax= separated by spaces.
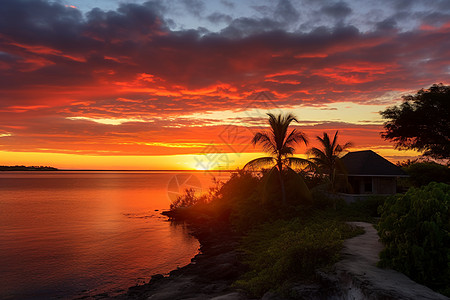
xmin=364 ymin=177 xmax=372 ymax=193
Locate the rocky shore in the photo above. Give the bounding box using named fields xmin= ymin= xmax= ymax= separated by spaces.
xmin=115 ymin=215 xmax=250 ymax=300
xmin=113 ymin=219 xmax=449 ymax=300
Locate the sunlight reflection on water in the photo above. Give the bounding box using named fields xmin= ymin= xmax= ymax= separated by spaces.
xmin=0 ymin=171 xmax=230 ymax=299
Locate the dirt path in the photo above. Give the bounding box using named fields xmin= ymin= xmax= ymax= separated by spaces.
xmin=333 ymin=221 xmax=449 ymax=300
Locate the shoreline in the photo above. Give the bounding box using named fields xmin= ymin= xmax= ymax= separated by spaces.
xmin=112 ymin=218 xmax=450 ymax=300
xmin=114 ymin=214 xmax=249 ymax=300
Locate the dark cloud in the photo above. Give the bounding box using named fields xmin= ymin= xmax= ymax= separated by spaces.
xmin=251 ymin=5 xmax=272 ymax=16
xmin=220 ymin=0 xmax=235 ymax=9
xmin=0 ymin=0 xmax=83 ymax=49
xmin=274 ymin=0 xmax=300 ymax=24
xmin=219 ymin=17 xmax=283 ymax=38
xmin=376 ymin=18 xmax=397 ymax=31
xmin=0 ymin=0 xmax=449 ymax=157
xmin=390 ymin=0 xmax=416 ymax=11
xmin=180 ymin=0 xmax=205 ymax=17
xmin=438 ymin=0 xmax=450 ymax=10
xmin=207 ymin=12 xmax=232 ymax=24
xmin=320 ymin=1 xmax=352 ymax=19
xmin=421 ymin=12 xmax=450 ymax=27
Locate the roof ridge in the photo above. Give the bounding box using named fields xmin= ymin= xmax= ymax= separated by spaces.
xmin=341 ymin=150 xmax=406 ymax=176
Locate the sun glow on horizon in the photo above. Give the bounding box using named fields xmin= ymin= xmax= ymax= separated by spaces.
xmin=0 ymin=147 xmax=420 ymax=171
xmin=0 ymin=0 xmax=443 ymax=170
xmin=66 ymin=116 xmax=148 ymax=125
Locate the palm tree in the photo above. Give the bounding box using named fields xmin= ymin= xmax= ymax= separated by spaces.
xmin=307 ymin=131 xmax=352 ymax=191
xmin=244 ymin=113 xmax=310 ymax=204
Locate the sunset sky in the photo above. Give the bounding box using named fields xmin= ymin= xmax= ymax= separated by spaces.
xmin=0 ymin=0 xmax=449 ymax=170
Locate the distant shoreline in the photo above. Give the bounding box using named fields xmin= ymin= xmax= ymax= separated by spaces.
xmin=0 ymin=168 xmax=239 ymax=172
xmin=0 ymin=166 xmax=58 ymax=171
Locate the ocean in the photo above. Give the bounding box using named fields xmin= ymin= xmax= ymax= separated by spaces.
xmin=0 ymin=171 xmax=230 ymax=299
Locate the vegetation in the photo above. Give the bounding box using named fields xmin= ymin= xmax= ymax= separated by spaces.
xmin=308 ymin=131 xmax=352 ymax=187
xmin=380 ymin=83 xmax=450 ymax=160
xmin=165 ymin=114 xmax=373 ymax=297
xmin=0 ymin=165 xmax=58 ymax=171
xmin=243 ymin=113 xmax=310 ymax=205
xmin=338 ymin=195 xmax=387 ymax=222
xmin=378 ymin=182 xmax=450 ymax=296
xmin=165 ymin=170 xmax=261 ymax=226
xmin=307 ymin=131 xmax=352 ymax=201
xmin=167 ymin=112 xmax=449 ymax=298
xmin=235 ymin=214 xmax=363 ymax=297
xmin=402 ymin=161 xmax=450 ymax=187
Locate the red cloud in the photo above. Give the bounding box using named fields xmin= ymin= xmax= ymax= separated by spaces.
xmin=0 ymin=0 xmax=448 ymax=162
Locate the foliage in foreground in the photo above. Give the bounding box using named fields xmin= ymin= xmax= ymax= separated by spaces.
xmin=168 ymin=170 xmax=314 ymax=231
xmin=377 ymin=182 xmax=450 ymax=296
xmin=169 ymin=172 xmax=388 ymax=297
xmin=234 ymin=213 xmax=363 ymax=297
xmin=402 ymin=161 xmax=450 ymax=187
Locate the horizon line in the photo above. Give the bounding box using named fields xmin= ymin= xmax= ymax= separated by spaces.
xmin=55 ymin=169 xmax=239 ymax=172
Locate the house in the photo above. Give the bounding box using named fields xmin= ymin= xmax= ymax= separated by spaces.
xmin=338 ymin=150 xmax=408 ymax=202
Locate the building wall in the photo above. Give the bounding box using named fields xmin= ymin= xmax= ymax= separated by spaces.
xmin=373 ymin=177 xmax=397 ymax=194
xmin=347 ymin=176 xmax=397 ymax=195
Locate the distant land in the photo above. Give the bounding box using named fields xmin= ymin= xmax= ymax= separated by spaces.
xmin=0 ymin=165 xmax=58 ymax=171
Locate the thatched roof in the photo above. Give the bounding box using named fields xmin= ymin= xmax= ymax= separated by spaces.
xmin=341 ymin=150 xmax=407 ymax=177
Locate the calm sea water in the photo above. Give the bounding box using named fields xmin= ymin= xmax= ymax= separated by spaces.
xmin=0 ymin=171 xmax=230 ymax=299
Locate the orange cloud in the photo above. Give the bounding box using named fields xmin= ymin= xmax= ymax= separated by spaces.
xmin=1 ymin=0 xmax=447 ymax=168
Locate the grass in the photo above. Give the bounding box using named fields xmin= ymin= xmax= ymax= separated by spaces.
xmin=167 ymin=174 xmax=387 ymax=298
xmin=234 ymin=210 xmax=364 ymax=297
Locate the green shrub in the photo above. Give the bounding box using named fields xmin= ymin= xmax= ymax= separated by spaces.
xmin=310 ymin=186 xmax=343 ymax=210
xmin=404 ymin=162 xmax=450 ymax=187
xmin=332 ymin=197 xmax=386 ymax=224
xmin=378 ymin=182 xmax=450 ymax=295
xmin=230 ymin=169 xmax=313 ymax=232
xmin=235 ymin=215 xmax=362 ymax=297
xmin=344 ymin=195 xmax=387 ymax=220
xmin=230 ymin=193 xmax=274 ymax=233
xmin=170 ymin=188 xmax=205 ymax=210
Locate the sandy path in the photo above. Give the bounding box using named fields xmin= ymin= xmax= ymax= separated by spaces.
xmin=333 ymin=222 xmax=449 ymax=300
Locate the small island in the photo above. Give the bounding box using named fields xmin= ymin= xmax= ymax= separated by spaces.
xmin=0 ymin=165 xmax=58 ymax=171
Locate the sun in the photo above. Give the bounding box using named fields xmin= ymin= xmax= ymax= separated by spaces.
xmin=195 ymin=165 xmax=209 ymax=171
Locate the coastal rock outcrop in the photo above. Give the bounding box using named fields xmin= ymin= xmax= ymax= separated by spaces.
xmin=116 ymin=220 xmax=449 ymax=300
xmin=116 ymin=221 xmax=249 ymax=300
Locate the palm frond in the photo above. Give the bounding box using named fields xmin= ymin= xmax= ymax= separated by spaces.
xmin=280 ymin=145 xmax=295 ymax=156
xmin=267 ymin=113 xmax=299 ymax=152
xmin=307 ymin=147 xmax=327 ymax=162
xmin=334 ymin=157 xmax=348 ymax=175
xmin=341 ymin=141 xmax=353 ymax=150
xmin=331 ymin=130 xmax=339 ymax=152
xmin=252 ymin=132 xmax=276 ymax=154
xmin=284 ymin=157 xmax=316 ymax=171
xmin=243 ymin=157 xmax=276 ymax=170
xmin=285 ymin=129 xmax=309 ymax=148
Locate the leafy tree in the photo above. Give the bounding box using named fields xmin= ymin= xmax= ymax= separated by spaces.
xmin=378 ymin=182 xmax=450 ymax=296
xmin=380 ymin=83 xmax=450 ymax=160
xmin=307 ymin=131 xmax=352 ymax=191
xmin=244 ymin=113 xmax=311 ymax=204
xmin=403 ymin=161 xmax=450 ymax=187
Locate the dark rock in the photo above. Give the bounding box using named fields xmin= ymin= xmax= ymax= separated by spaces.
xmin=202 ymin=263 xmax=239 ymax=280
xmin=115 ymin=212 xmax=248 ymax=299
xmin=211 ymin=292 xmax=249 ymax=300
xmin=261 ymin=291 xmax=289 ymax=300
xmin=93 ymin=292 xmax=109 ymax=299
xmin=150 ymin=274 xmax=164 ymax=282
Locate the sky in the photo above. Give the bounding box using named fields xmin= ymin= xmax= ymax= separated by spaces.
xmin=0 ymin=0 xmax=449 ymax=170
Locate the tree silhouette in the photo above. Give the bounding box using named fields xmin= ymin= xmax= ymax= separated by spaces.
xmin=244 ymin=113 xmax=310 ymax=204
xmin=381 ymin=83 xmax=450 ymax=160
xmin=308 ymin=131 xmax=352 ymax=192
